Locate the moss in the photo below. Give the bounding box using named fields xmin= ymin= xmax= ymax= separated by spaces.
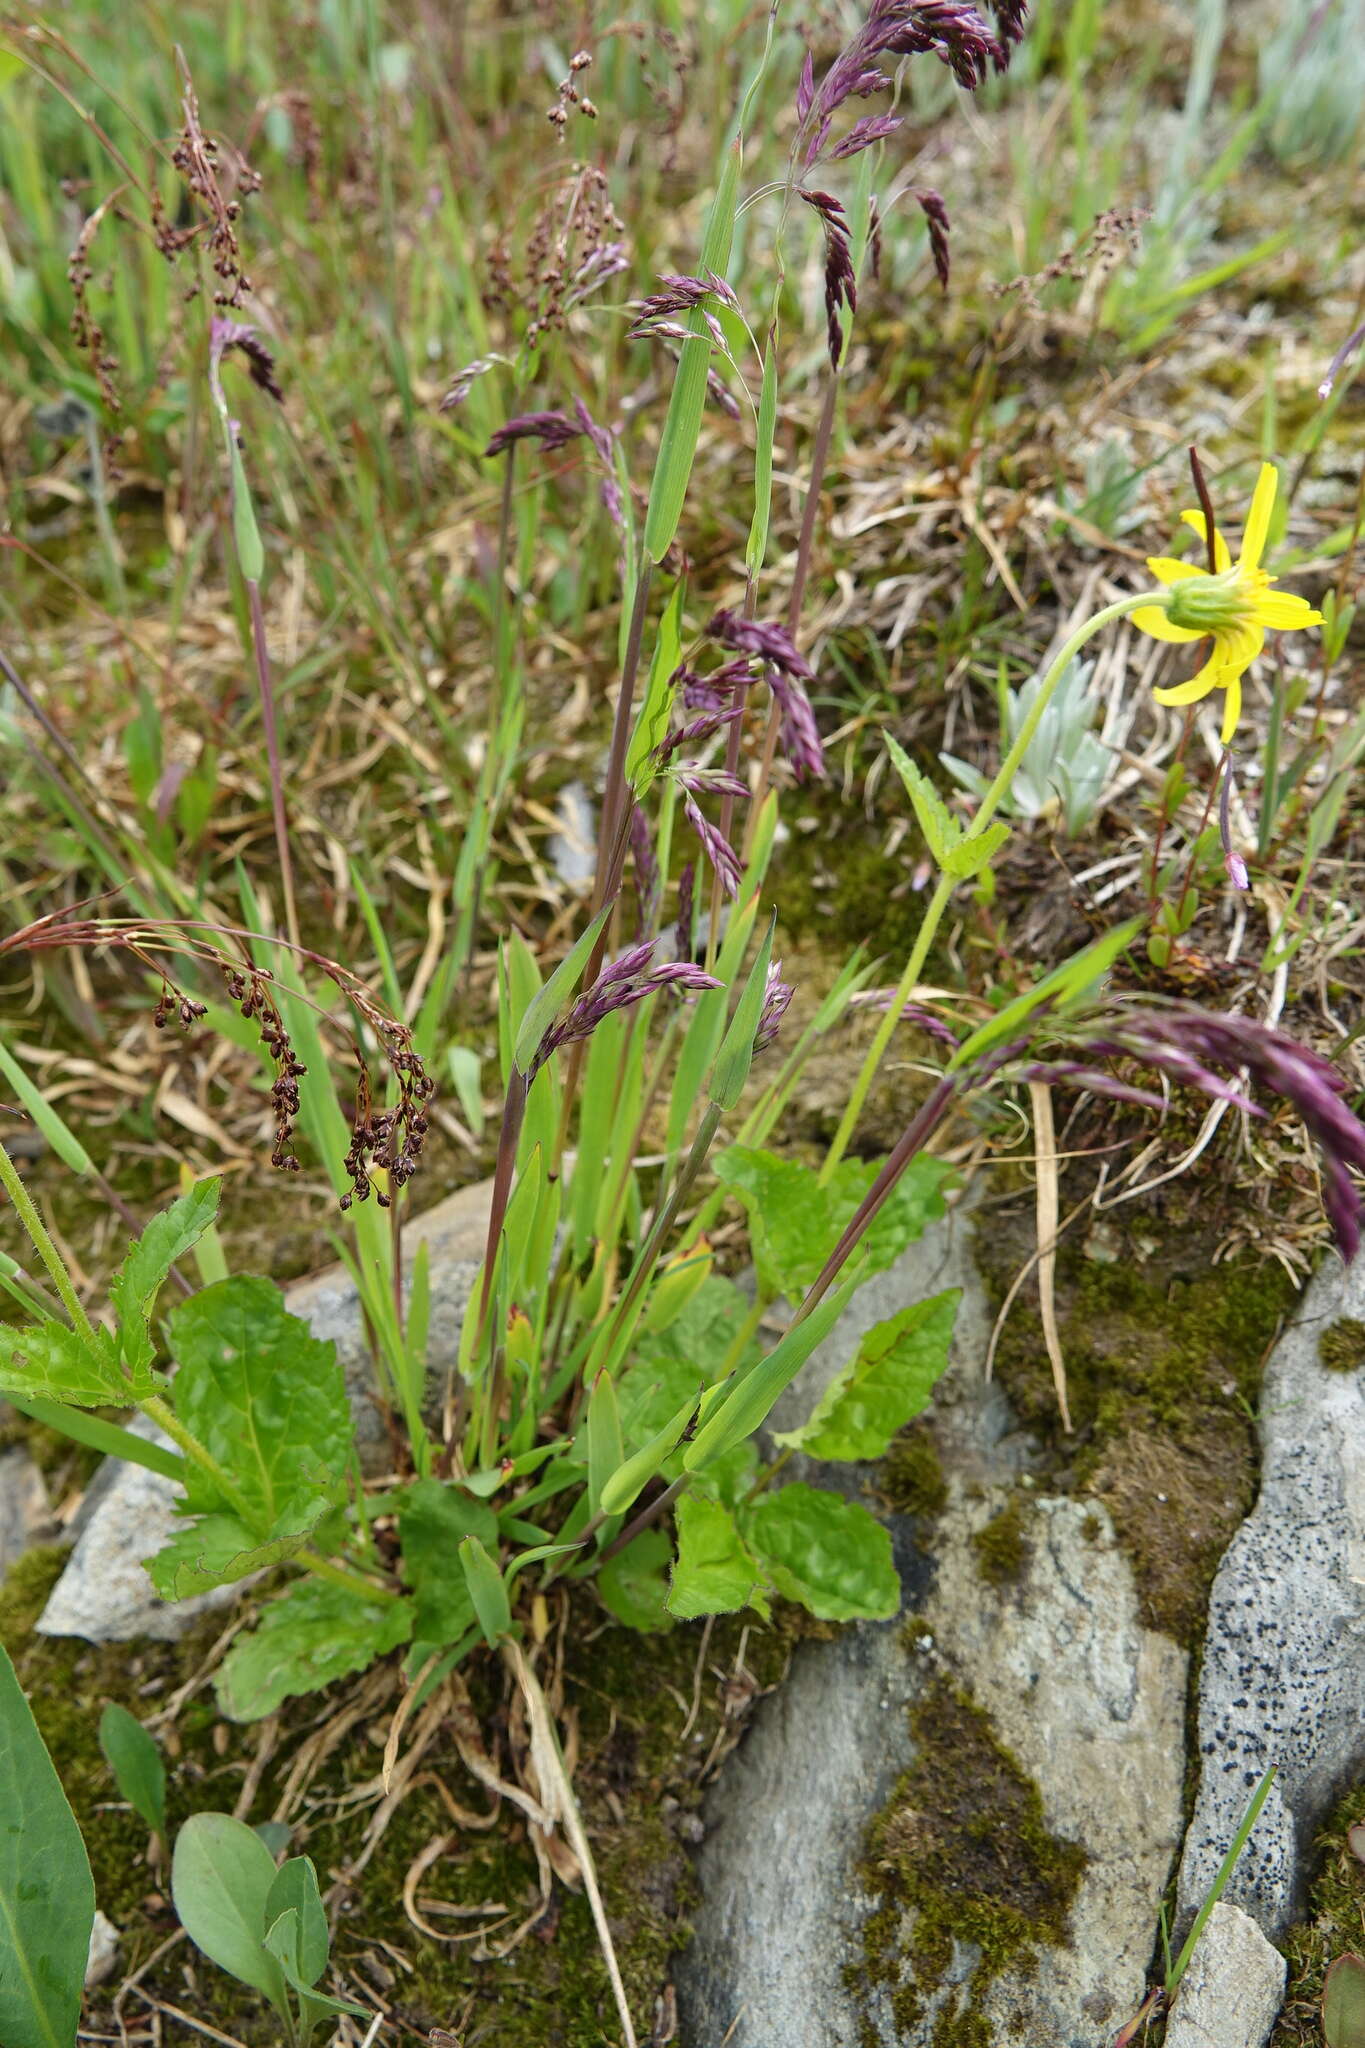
xmin=850 ymin=1679 xmax=1086 ymax=2044
xmin=971 ymin=1495 xmax=1031 ymax=1588
xmin=1269 ymin=1777 xmax=1365 ymax=2047
xmin=976 ymin=1204 xmax=1294 ymax=1645
xmin=1318 ymin=1317 xmax=1365 ymax=1373
xmin=882 ymin=1426 xmax=949 ymax=1519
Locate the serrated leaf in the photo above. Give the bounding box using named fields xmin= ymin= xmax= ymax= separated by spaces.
xmin=99 ymin=1703 xmax=166 ymax=1837
xmin=713 ymin=1146 xmax=951 ymax=1298
xmin=397 ymin=1480 xmax=498 ymax=1649
xmin=744 ymin=1483 xmax=899 ymax=1621
xmin=167 ymin=1277 xmax=351 ymax=1524
xmin=667 ymin=1495 xmax=769 ymax=1620
xmin=109 ymin=1179 xmax=222 ymax=1373
xmin=942 ymin=821 xmax=1011 ymax=879
xmin=0 ymin=1641 xmax=95 ymax=2048
xmin=215 ymin=1579 xmax=412 ymax=1722
xmin=147 ymin=1502 xmax=332 ymax=1600
xmin=597 ymin=1528 xmax=674 ymax=1631
xmin=885 ymin=731 xmax=960 ymax=864
xmin=773 ymin=1290 xmax=958 ymax=1461
xmin=0 ymin=1319 xmax=140 ymax=1408
xmin=172 ymin=1813 xmax=287 ymax=2010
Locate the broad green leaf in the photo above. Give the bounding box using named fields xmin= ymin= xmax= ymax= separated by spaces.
xmin=942 ymin=821 xmax=1011 ymax=880
xmin=885 ymin=732 xmax=959 ymax=865
xmin=0 ymin=1641 xmax=95 ymax=2048
xmin=597 ymin=1528 xmax=674 ymax=1631
xmin=397 ymin=1480 xmax=498 ymax=1649
xmin=171 ymin=1813 xmax=287 ymax=2010
xmin=215 ymin=1579 xmax=412 ymax=1722
xmin=773 ymin=1291 xmax=959 ymax=1461
xmin=713 ymin=1147 xmax=951 ymax=1297
xmin=264 ymin=1859 xmax=327 ymax=1987
xmin=626 ymin=578 xmax=686 ymax=795
xmin=643 ymin=140 xmax=741 ymax=563
xmin=460 ymin=1535 xmax=512 ymax=1645
xmin=147 ymin=1502 xmax=334 ymax=1600
xmin=110 ymin=1179 xmax=223 ymax=1374
xmin=667 ymin=1495 xmax=768 ymax=1620
xmin=682 ymin=1268 xmax=864 ymax=1472
xmin=98 ymin=1703 xmax=166 ymax=1836
xmin=0 ymin=1320 xmax=138 ymax=1408
xmin=512 ymin=905 xmax=612 ymax=1075
xmin=586 ymin=1368 xmax=625 ymax=1515
xmin=745 ymin=1484 xmax=899 ymax=1621
xmin=168 ymin=1278 xmax=352 ymax=1524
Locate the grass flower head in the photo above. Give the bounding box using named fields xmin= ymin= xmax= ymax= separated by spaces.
xmin=1133 ymin=461 xmax=1324 ymax=743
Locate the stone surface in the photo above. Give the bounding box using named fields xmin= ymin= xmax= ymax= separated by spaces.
xmin=85 ymin=1910 xmax=121 ymax=1990
xmin=1176 ymin=1253 xmax=1365 ymax=1938
xmin=1162 ymin=1904 xmax=1286 ymax=2048
xmin=676 ymin=1204 xmax=1189 ymax=2048
xmin=38 ymin=1179 xmax=492 ymax=1643
xmin=0 ymin=1444 xmax=53 ymax=1572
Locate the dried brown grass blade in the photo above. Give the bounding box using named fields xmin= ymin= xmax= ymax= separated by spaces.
xmin=1028 ymin=1079 xmax=1071 ymax=1433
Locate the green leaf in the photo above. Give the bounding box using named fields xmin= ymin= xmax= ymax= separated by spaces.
xmin=709 ymin=916 xmax=775 ymax=1111
xmin=511 ymin=905 xmax=612 ymax=1075
xmin=264 ymin=1858 xmax=327 ymax=1987
xmin=0 ymin=1320 xmax=138 ymax=1408
xmin=0 ymin=1641 xmax=95 ymax=2048
xmin=215 ymin=1579 xmax=412 ymax=1722
xmin=745 ymin=335 xmax=779 ymax=579
xmin=885 ymin=731 xmax=960 ymax=865
xmin=950 ymin=918 xmax=1142 ymax=1071
xmin=171 ymin=1813 xmax=288 ymax=2012
xmin=0 ymin=1041 xmax=95 ymax=1178
xmin=167 ymin=1277 xmax=352 ymax=1524
xmin=942 ymin=821 xmax=1011 ymax=880
xmin=597 ymin=1529 xmax=674 ymax=1632
xmin=773 ymin=1291 xmax=959 ymax=1461
xmin=643 ymin=140 xmax=741 ymax=563
xmin=110 ymin=1179 xmax=222 ymax=1373
xmin=460 ymin=1535 xmax=512 ymax=1645
xmin=397 ymin=1480 xmax=498 ymax=1649
xmin=744 ymin=1484 xmax=899 ymax=1621
xmin=586 ymin=1368 xmax=625 ymax=1515
xmin=598 ymin=1392 xmax=698 ymax=1518
xmin=98 ymin=1703 xmax=166 ymax=1837
xmin=667 ymin=1495 xmax=769 ymax=1620
xmin=147 ymin=1502 xmax=333 ymax=1600
xmin=229 ymin=444 xmax=265 ymax=582
xmin=682 ymin=1268 xmax=864 ymax=1473
xmin=626 ymin=579 xmax=685 ymax=796
xmin=1323 ymin=1954 xmax=1365 ymax=2048
xmin=713 ymin=1146 xmax=951 ymax=1297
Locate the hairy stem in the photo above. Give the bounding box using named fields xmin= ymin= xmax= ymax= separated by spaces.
xmin=0 ymin=1139 xmax=98 ymax=1345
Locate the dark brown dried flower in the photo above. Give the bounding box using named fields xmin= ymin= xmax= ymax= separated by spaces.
xmin=917 ymin=189 xmax=951 ymax=289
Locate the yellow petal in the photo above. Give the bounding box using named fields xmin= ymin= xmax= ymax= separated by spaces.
xmin=1210 ymin=621 xmax=1264 ymax=682
xmin=1133 ymin=604 xmax=1204 ymax=644
xmin=1252 ymin=590 xmax=1324 ymax=631
xmin=1153 ymin=674 xmax=1216 ymax=707
xmin=1239 ymin=462 xmax=1278 ymax=574
xmin=1146 ymin=556 xmax=1205 ymax=587
xmin=1220 ymin=673 xmax=1243 ymax=745
xmin=1179 ymin=510 xmax=1232 ymax=573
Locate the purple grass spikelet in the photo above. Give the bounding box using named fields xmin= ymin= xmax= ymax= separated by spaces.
xmin=483 ymin=410 xmax=583 ymax=457
xmin=528 ymin=945 xmax=720 ymax=1081
xmin=683 ymin=791 xmax=744 ymax=898
xmin=629 ymin=803 xmax=660 ymax=940
xmin=707 ymin=610 xmax=815 ymax=679
xmin=918 ymin=190 xmax=951 ymax=287
xmin=675 ymin=862 xmax=696 ymax=960
xmin=756 ymin=962 xmax=795 ymax=1053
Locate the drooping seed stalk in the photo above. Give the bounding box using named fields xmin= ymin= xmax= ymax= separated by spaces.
xmin=821 ymin=590 xmax=1165 ymax=1179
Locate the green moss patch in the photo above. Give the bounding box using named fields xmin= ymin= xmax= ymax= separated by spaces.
xmin=1270 ymin=1778 xmax=1365 ymax=2046
xmin=971 ymin=1494 xmax=1032 ymax=1587
xmin=1318 ymin=1318 xmax=1365 ymax=1373
xmin=852 ymin=1679 xmax=1086 ymax=2045
xmin=881 ymin=1425 xmax=949 ymax=1519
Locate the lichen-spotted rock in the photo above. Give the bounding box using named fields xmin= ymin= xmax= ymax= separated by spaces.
xmin=1176 ymin=1255 xmax=1365 ymax=1938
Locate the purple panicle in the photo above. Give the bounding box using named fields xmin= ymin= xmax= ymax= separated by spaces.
xmin=484 ymin=410 xmax=582 ymax=457
xmin=918 ymin=190 xmax=951 ymax=287
xmin=767 ymin=668 xmax=826 ymax=781
xmin=756 ymin=961 xmax=795 ymax=1054
xmin=629 ymin=804 xmax=660 ymax=940
xmin=831 ymin=113 xmax=903 ymax=158
xmin=209 ymin=317 xmax=285 ymax=403
xmin=528 ymin=944 xmax=719 ymax=1080
xmin=675 ymin=862 xmax=696 ymax=960
xmin=707 ymin=609 xmax=814 ymax=680
xmin=683 ymin=792 xmax=744 ymax=899
xmin=802 ymin=2 xmax=1024 ymax=169
xmin=797 ymin=48 xmax=816 ymax=122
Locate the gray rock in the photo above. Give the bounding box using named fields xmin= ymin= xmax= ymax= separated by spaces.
xmin=0 ymin=1445 xmax=52 ymax=1572
xmin=1176 ymin=1254 xmax=1365 ymax=1938
xmin=1162 ymin=1904 xmax=1286 ymax=2048
xmin=37 ymin=1180 xmax=492 ymax=1644
xmin=676 ymin=1206 xmax=1189 ymax=2048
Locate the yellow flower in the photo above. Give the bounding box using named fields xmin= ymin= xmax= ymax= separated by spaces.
xmin=1133 ymin=461 xmax=1324 ymax=744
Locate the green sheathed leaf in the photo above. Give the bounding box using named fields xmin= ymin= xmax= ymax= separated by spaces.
xmin=667 ymin=1495 xmax=769 ymax=1620
xmin=950 ymin=917 xmax=1142 ymax=1070
xmin=397 ymin=1479 xmax=498 ymax=1649
xmin=215 ymin=1579 xmax=412 ymax=1722
xmin=229 ymin=445 xmax=265 ymax=582
xmin=597 ymin=1528 xmax=674 ymax=1631
xmin=713 ymin=1146 xmax=951 ymax=1297
xmin=172 ymin=1813 xmax=287 ymax=2010
xmin=99 ymin=1703 xmax=167 ymax=1837
xmin=512 ymin=905 xmax=611 ymax=1075
xmin=0 ymin=1640 xmax=95 ymax=2048
xmin=773 ymin=1291 xmax=959 ymax=1461
xmin=709 ymin=916 xmax=775 ymax=1111
xmin=598 ymin=1392 xmax=697 ymax=1518
xmin=460 ymin=1535 xmax=512 ymax=1645
xmin=682 ymin=1268 xmax=863 ymax=1472
xmin=167 ymin=1277 xmax=352 ymax=1524
xmin=744 ymin=1483 xmax=899 ymax=1621
xmin=626 ymin=579 xmax=686 ymax=795
xmin=745 ymin=336 xmax=779 ymax=579
xmin=586 ymin=1368 xmax=625 ymax=1515
xmin=643 ymin=141 xmax=740 ymax=564
xmin=147 ymin=1502 xmax=333 ymax=1600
